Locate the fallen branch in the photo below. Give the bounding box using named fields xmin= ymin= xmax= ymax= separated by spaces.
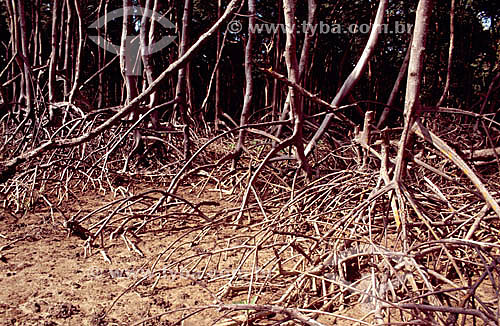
xmin=411 ymin=119 xmax=500 ymax=221
xmin=397 ymin=303 xmax=496 ymax=326
xmin=463 ymin=147 xmax=500 ymax=161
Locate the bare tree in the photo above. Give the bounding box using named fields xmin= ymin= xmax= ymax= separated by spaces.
xmin=175 ymin=0 xmax=194 ymax=159
xmin=48 ymin=0 xmax=59 ymax=103
xmin=274 ymin=0 xmax=317 ymax=141
xmin=140 ymin=0 xmax=159 ymax=127
xmin=436 ymin=0 xmax=456 ymax=107
xmin=68 ymin=0 xmax=83 ymax=104
xmin=214 ymin=0 xmax=224 ymax=130
xmin=62 ymin=0 xmax=73 ymax=98
xmin=233 ymin=0 xmax=256 ymax=168
xmin=304 ymin=0 xmax=388 ymax=157
xmin=281 ymin=0 xmax=310 ymax=174
xmin=393 ymin=0 xmax=434 ymax=182
xmin=120 ymin=0 xmax=139 ymax=106
xmin=120 ymin=0 xmax=142 ymax=171
xmin=376 ymin=36 xmax=412 ymax=128
xmin=15 ymin=0 xmax=33 ymax=119
xmin=96 ymin=0 xmax=105 ymax=108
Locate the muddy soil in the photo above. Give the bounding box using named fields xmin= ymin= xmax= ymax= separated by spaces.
xmin=0 ymin=186 xmax=347 ymax=326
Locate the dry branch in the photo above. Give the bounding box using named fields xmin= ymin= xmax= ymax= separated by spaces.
xmin=411 ymin=119 xmax=500 ymax=220
xmin=304 ymin=0 xmax=388 ymax=157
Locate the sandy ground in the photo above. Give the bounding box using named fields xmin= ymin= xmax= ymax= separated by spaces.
xmin=0 ymin=188 xmax=233 ymax=326
xmin=2 ymin=184 xmax=494 ymax=326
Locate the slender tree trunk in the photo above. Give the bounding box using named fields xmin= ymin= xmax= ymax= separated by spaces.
xmin=48 ymin=0 xmax=59 ymax=103
xmin=63 ymin=0 xmax=72 ymax=98
xmin=140 ymin=0 xmax=158 ymax=126
xmin=393 ymin=0 xmax=434 ymax=182
xmin=376 ymin=35 xmax=412 ymax=128
xmin=16 ymin=0 xmax=33 ymax=116
xmin=175 ymin=0 xmax=193 ymax=159
xmin=120 ymin=0 xmax=141 ymax=172
xmin=271 ymin=1 xmax=282 ymax=122
xmin=149 ymin=0 xmax=161 ymax=124
xmin=57 ymin=0 xmax=66 ymax=62
xmin=436 ymin=0 xmax=455 ymax=107
xmin=4 ymin=0 xmax=17 ymax=113
xmin=304 ymin=0 xmax=388 ymax=157
xmin=120 ymin=0 xmax=139 ymax=105
xmin=282 ymin=0 xmax=310 ymax=175
xmin=32 ymin=0 xmax=41 ymax=67
xmin=96 ymin=0 xmax=104 ymax=108
xmin=186 ymin=57 xmax=195 ymax=122
xmin=232 ymin=0 xmax=256 ymax=167
xmin=274 ymin=0 xmax=316 ymax=140
xmin=214 ymin=0 xmax=223 ymax=130
xmin=298 ymin=0 xmax=317 ymax=84
xmin=68 ymin=0 xmax=83 ymax=104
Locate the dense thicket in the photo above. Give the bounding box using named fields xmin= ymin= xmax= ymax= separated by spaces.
xmin=0 ymin=1 xmax=499 ymax=324
xmin=0 ymin=0 xmax=497 ymax=126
